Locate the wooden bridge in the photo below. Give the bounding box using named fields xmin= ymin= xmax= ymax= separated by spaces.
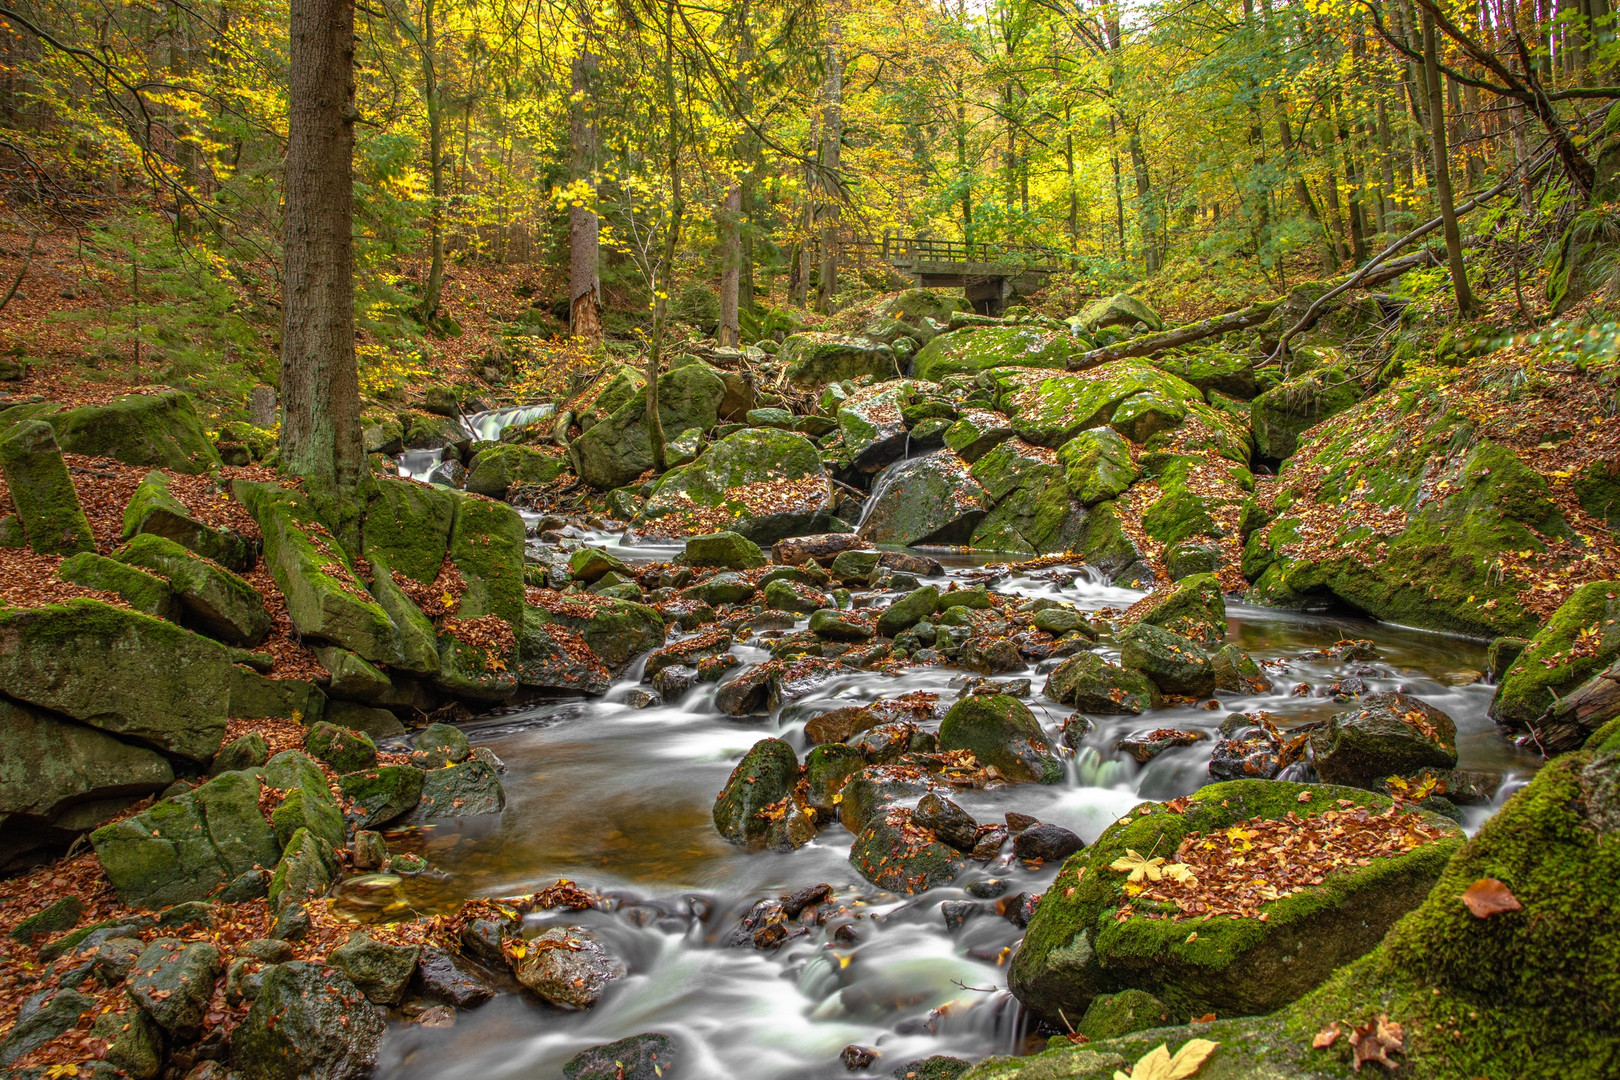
xmin=849 ymin=236 xmax=1079 ymax=314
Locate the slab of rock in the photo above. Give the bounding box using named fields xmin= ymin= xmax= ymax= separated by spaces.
xmin=511 ymin=927 xmax=626 ymax=1009
xmin=128 ymin=938 xmax=221 ymax=1038
xmin=328 ymin=931 xmax=420 ymax=1005
xmin=858 ymin=450 xmax=992 ymax=547
xmin=232 ymin=961 xmax=384 ymax=1080
xmin=1118 ymin=623 xmax=1215 ymax=697
xmin=1310 ymin=692 xmax=1459 ymax=788
xmin=0 ymin=419 xmax=96 ymax=555
xmin=1135 ymin=573 xmax=1226 ymax=646
xmin=562 ymin=1032 xmax=678 ymax=1080
xmin=939 ymin=695 xmax=1062 ymax=784
xmin=122 ymin=469 xmax=249 ymax=570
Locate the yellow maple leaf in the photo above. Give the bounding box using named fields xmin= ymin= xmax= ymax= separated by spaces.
xmin=1114 ymin=1038 xmax=1220 ymax=1080
xmin=1110 ymin=849 xmax=1196 ymax=884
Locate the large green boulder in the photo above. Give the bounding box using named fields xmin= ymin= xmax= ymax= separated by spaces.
xmin=992 ymin=363 xmax=1201 ymax=449
xmin=361 ymin=476 xmax=456 ymax=585
xmin=92 ymin=769 xmax=281 ymax=907
xmin=0 ymin=418 xmax=95 ymax=555
xmin=38 ymin=391 xmax=221 ymax=473
xmin=1491 ymin=582 xmax=1620 ymax=741
xmin=466 ymin=444 xmax=569 ymax=499
xmin=1056 ymin=427 xmax=1139 ymax=506
xmin=232 ymin=961 xmax=385 ymax=1080
xmin=406 ymin=759 xmax=506 ymax=821
xmin=1008 ymin=779 xmax=1463 ymax=1024
xmin=837 ymin=382 xmax=913 ymax=472
xmin=116 ymin=532 xmax=271 ymax=646
xmin=235 ymin=480 xmax=438 ymax=673
xmin=547 ymin=596 xmax=667 ymax=671
xmin=122 ymin=470 xmax=249 ymax=570
xmin=1149 ymin=348 xmax=1258 ymax=399
xmin=338 ymin=766 xmax=425 ymax=829
xmin=1135 ymin=573 xmax=1226 ymax=646
xmin=573 ymin=363 xmax=726 ymax=489
xmin=912 ymin=326 xmax=1083 ymax=382
xmin=939 ymin=694 xmax=1063 ymax=783
xmin=1043 ymin=653 xmax=1158 ymax=714
xmin=1311 ymin=692 xmax=1458 ymax=788
xmin=849 ymin=806 xmax=965 ymax=894
xmin=516 ymin=609 xmax=611 ymax=694
xmin=968 ymin=438 xmax=1086 ymax=555
xmin=780 ymin=332 xmax=899 ymax=387
xmin=0 ymin=599 xmax=234 ymax=761
xmin=128 ymin=938 xmax=221 ymax=1038
xmin=0 ymin=697 xmax=173 ymax=839
xmin=858 ymin=450 xmax=991 ymax=546
xmin=943 ymin=407 xmax=1016 ymax=463
xmin=683 ymin=530 xmax=766 ymax=569
xmin=877 ymin=585 xmax=939 ymax=637
xmin=713 ymin=738 xmax=800 ymax=850
xmin=1119 ymin=623 xmax=1215 ymax=697
xmin=268 ymin=825 xmax=339 ymax=912
xmin=1078 ymin=293 xmax=1164 ymax=333
xmin=637 ymin=428 xmax=833 ymax=542
xmin=56 ymin=552 xmax=175 ymax=618
xmin=1250 ymin=366 xmax=1362 ymax=461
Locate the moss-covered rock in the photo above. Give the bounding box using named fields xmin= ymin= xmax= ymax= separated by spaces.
xmin=236 ymin=480 xmax=438 ymax=673
xmin=1311 ymin=692 xmax=1458 ymax=788
xmin=1250 ymin=367 xmax=1362 ymax=462
xmin=39 ymin=391 xmax=221 ymax=473
xmin=0 ymin=599 xmax=234 ymax=761
xmin=1056 ymin=427 xmax=1139 ymax=506
xmin=361 ymin=476 xmax=456 ymax=586
xmin=913 ymin=326 xmax=1084 ymax=382
xmin=56 ymin=552 xmax=175 ymax=618
xmin=878 ymin=585 xmax=940 ymax=637
xmin=1118 ymin=623 xmax=1215 ymax=696
xmin=122 ymin=470 xmax=249 ymax=570
xmin=1490 ymin=581 xmax=1620 ymax=737
xmin=638 ymin=429 xmax=833 ymax=542
xmin=92 ymin=769 xmax=281 ymax=907
xmin=547 ymin=596 xmax=666 ymax=672
xmin=939 ymin=694 xmax=1063 ymax=783
xmin=232 ymin=960 xmax=384 ymax=1080
xmin=713 ymin=738 xmax=800 ymax=850
xmin=0 ymin=419 xmax=95 ymax=555
xmin=992 ymin=363 xmax=1202 ymax=449
xmin=837 ymin=382 xmax=914 ymax=473
xmin=304 ymin=721 xmax=378 ymax=773
xmin=338 ymin=766 xmax=425 ymax=829
xmin=780 ymin=332 xmax=899 ymax=387
xmin=1078 ymin=293 xmax=1164 ymax=333
xmin=1043 ymin=653 xmax=1158 ymax=714
xmin=1149 ymin=348 xmax=1257 ymax=399
xmin=849 ymin=806 xmax=965 ymax=894
xmin=573 ymin=363 xmax=727 ymax=489
xmin=804 ymin=742 xmax=865 ymax=816
xmin=116 ymin=532 xmax=272 ymax=646
xmin=1008 ymin=779 xmax=1463 ymax=1024
xmin=969 ymin=439 xmax=1086 ymax=555
xmin=1076 ymin=501 xmax=1149 ymax=582
xmin=407 ymin=759 xmax=506 ymax=821
xmin=859 ymin=450 xmax=991 ymax=546
xmin=1135 ymin=573 xmax=1226 ymax=646
xmin=267 ymin=825 xmax=338 ymax=913
xmin=466 ymin=443 xmax=569 ymax=499
xmin=943 ymin=407 xmax=1016 ymax=463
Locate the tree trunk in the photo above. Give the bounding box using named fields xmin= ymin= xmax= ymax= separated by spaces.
xmin=1423 ymin=7 xmax=1478 ymax=315
xmin=418 ymin=0 xmax=445 ymax=325
xmin=815 ymin=22 xmax=844 ymax=313
xmin=568 ymin=0 xmax=602 ymax=344
xmin=1128 ymin=128 xmax=1158 ymax=273
xmin=281 ymin=0 xmax=363 ymax=492
xmin=717 ymin=183 xmax=742 ymax=346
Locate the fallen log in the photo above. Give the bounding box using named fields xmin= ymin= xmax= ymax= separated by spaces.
xmin=1532 ymin=656 xmax=1620 ymax=754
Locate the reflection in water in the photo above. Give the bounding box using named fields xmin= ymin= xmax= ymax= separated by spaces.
xmin=368 ymin=559 xmax=1540 ymax=1080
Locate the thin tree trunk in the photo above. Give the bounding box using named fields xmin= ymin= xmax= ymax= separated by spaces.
xmin=281 ymin=0 xmax=363 ymax=491
xmin=568 ymin=0 xmax=602 ymax=344
xmin=717 ymin=183 xmax=742 ymax=346
xmin=420 ymin=0 xmax=445 ymax=324
xmin=815 ymin=19 xmax=844 ymax=313
xmin=1423 ymin=7 xmax=1478 ymax=314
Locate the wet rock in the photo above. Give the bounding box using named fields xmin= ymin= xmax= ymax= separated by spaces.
xmin=412 ymin=946 xmax=496 ymax=1009
xmin=849 ymin=807 xmax=965 ymax=894
xmin=687 ymin=571 xmax=755 ymax=605
xmin=713 ymin=738 xmax=801 ymax=849
xmin=939 ymin=695 xmax=1063 ymax=784
xmin=562 ymin=1032 xmax=677 ymax=1080
xmin=804 ymin=744 xmax=865 ymax=816
xmin=231 ymin=961 xmax=384 ymax=1080
xmin=304 ymin=721 xmax=377 ymax=773
xmin=684 ymin=530 xmax=767 ymax=570
xmin=842 ymin=1043 xmax=879 ymax=1070
xmin=715 ymin=663 xmax=775 ymax=716
xmin=640 ymin=429 xmax=834 ymax=543
xmin=1031 ymin=607 xmax=1096 ymax=637
xmin=328 ymin=932 xmax=420 ymax=1005
xmin=830 ymin=548 xmax=881 ymax=583
xmin=338 ymin=766 xmax=425 ymax=829
xmin=568 ymin=546 xmax=629 ymax=584
xmin=941 ymin=900 xmax=980 ymax=930
xmin=781 ymin=882 xmax=834 ymax=919
xmin=1250 ymin=365 xmax=1362 ymax=461
xmin=1310 ymin=691 xmax=1459 ymax=789
xmin=849 ymin=722 xmax=919 ymax=764
xmin=406 ymin=759 xmax=506 ymax=822
xmin=959 ymin=635 xmax=1024 ymax=674
xmin=1057 ymin=426 xmax=1140 ymax=506
xmin=1012 ymin=823 xmax=1085 ymax=862
xmin=92 ymin=936 xmax=145 ymax=984
xmin=511 ymin=927 xmax=626 ymax=1009
xmin=1211 ymin=643 xmax=1273 ymax=693
xmin=765 ymin=578 xmax=834 ymax=614
xmin=809 ymin=608 xmax=873 ymax=642
xmin=1118 ymin=623 xmax=1215 ymax=696
xmin=1486 ymin=635 xmax=1529 ymax=682
xmin=653 ymin=664 xmax=699 ymax=700
xmin=1135 ymin=573 xmax=1226 ymax=646
xmin=913 ymin=792 xmax=979 ymax=852
xmin=0 ymin=988 xmax=94 ymax=1066
xmin=128 ymin=938 xmax=221 ymax=1038
xmin=773 ymin=533 xmax=869 ymax=566
xmin=857 ymin=450 xmax=992 ymax=546
xmin=411 ymin=722 xmax=472 ymax=768
xmin=1077 ymin=988 xmax=1172 ymax=1041
xmin=878 ymin=551 xmax=944 ymax=577
xmin=212 ymin=732 xmax=270 ymax=775
xmin=1116 ymin=727 xmax=1210 ymax=764
xmin=92 ymin=1002 xmax=163 ymax=1079
xmin=268 ymin=828 xmax=338 ymax=914
xmin=1042 ymin=652 xmax=1160 ymax=715
xmin=644 ymin=629 xmax=734 ymax=679
xmin=890 ymin=1055 xmax=970 ymax=1079
xmin=10 ymin=896 xmax=83 ymax=947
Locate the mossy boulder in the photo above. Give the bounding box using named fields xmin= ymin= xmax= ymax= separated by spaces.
xmin=849 ymin=806 xmax=965 ymax=894
xmin=56 ymin=552 xmax=175 ymax=618
xmin=1250 ymin=367 xmax=1362 ymax=462
xmin=0 ymin=599 xmax=234 ymax=761
xmin=1008 ymin=779 xmax=1464 ymax=1024
xmin=939 ymin=695 xmax=1063 ymax=784
xmin=1057 ymin=427 xmax=1139 ymax=506
xmin=466 ymin=444 xmax=568 ymax=499
xmin=361 ymin=476 xmax=456 ymax=586
xmin=1076 ymin=501 xmax=1150 ymax=583
xmin=943 ymin=407 xmax=1016 ymax=463
xmin=1118 ymin=623 xmax=1215 ymax=697
xmin=304 ymin=721 xmax=378 ymax=773
xmin=713 ymin=738 xmax=800 ymax=850
xmin=1043 ymin=653 xmax=1158 ymax=714
xmin=638 ymin=429 xmax=834 ymax=543
xmin=236 ymin=480 xmax=438 ymax=673
xmin=837 ymin=382 xmax=914 ymax=473
xmin=338 ymin=766 xmax=425 ymax=829
xmin=267 ymin=825 xmax=338 ymax=912
xmin=992 ymin=363 xmax=1201 ymax=449
xmin=858 ymin=450 xmax=991 ymax=546
xmin=969 ymin=439 xmax=1087 ymax=555
xmin=122 ymin=470 xmax=249 ymax=570
xmin=1310 ymin=692 xmax=1458 ymax=788
xmin=232 ymin=961 xmax=384 ymax=1080
xmin=878 ymin=585 xmax=940 ymax=637
xmin=573 ymin=363 xmax=727 ymax=489
xmin=912 ymin=326 xmax=1083 ymax=382
xmin=1078 ymin=293 xmax=1164 ymax=334
xmin=92 ymin=770 xmax=281 ymax=907
xmin=1135 ymin=573 xmax=1226 ymax=646
xmin=1150 ymin=348 xmax=1257 ymax=399
xmin=683 ymin=530 xmax=767 ymax=570
xmin=780 ymin=332 xmax=898 ymax=387
xmin=0 ymin=419 xmax=95 ymax=555
xmin=39 ymin=391 xmax=221 ymax=473
xmin=516 ymin=609 xmax=612 ymax=694
xmin=547 ymin=596 xmax=666 ymax=671
xmin=407 ymin=759 xmax=506 ymax=821
xmin=116 ymin=533 xmax=271 ymax=646
xmin=804 ymin=743 xmax=865 ymax=816
xmin=1491 ymin=581 xmax=1620 ymax=738
xmin=329 ymin=932 xmax=420 ymax=1006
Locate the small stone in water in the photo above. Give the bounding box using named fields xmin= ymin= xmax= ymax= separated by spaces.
xmin=624 ymin=689 xmax=661 ymax=709
xmin=1004 ymin=811 xmax=1039 ymax=832
xmin=841 ymin=1043 xmax=878 ymax=1070
xmin=414 ymin=1005 xmax=456 ymax=1028
xmin=966 ymin=878 xmax=1008 ymax=899
xmin=941 ymin=900 xmax=980 ymax=930
xmin=1013 ymin=823 xmax=1085 ymax=863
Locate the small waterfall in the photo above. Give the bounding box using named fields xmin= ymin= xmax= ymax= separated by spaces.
xmin=460 ymin=402 xmax=556 ymax=443
xmin=855 ymin=452 xmax=922 ymax=534
xmin=395 ymin=446 xmax=451 ymax=482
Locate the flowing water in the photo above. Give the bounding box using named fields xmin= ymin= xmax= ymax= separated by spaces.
xmin=359 ymin=538 xmax=1542 ymax=1080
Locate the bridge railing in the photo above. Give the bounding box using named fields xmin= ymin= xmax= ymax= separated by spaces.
xmin=847 ymin=236 xmax=1079 ymax=270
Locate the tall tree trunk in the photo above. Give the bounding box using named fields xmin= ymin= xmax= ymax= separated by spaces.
xmin=281 ymin=0 xmax=363 ymax=492
xmin=419 ymin=0 xmax=445 ymax=324
xmin=1064 ymin=106 xmax=1079 ymax=245
xmin=647 ymin=0 xmax=685 ymax=473
xmin=568 ymin=0 xmax=602 ymax=344
xmin=815 ymin=19 xmax=844 ymax=313
xmin=1128 ymin=127 xmax=1158 ymax=273
xmin=717 ymin=184 xmax=742 ymax=346
xmin=1423 ymin=7 xmax=1478 ymax=314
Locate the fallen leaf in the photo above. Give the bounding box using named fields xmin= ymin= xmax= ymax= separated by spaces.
xmin=1312 ymin=1021 xmax=1344 ymax=1049
xmin=1461 ymin=878 xmax=1521 ymax=918
xmin=1348 ymin=1015 xmax=1404 ymax=1071
xmin=1113 ymin=1038 xmax=1220 ymax=1080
